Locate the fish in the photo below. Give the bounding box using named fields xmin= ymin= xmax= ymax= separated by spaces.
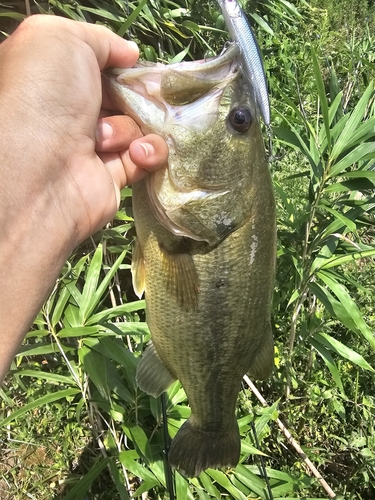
xmin=104 ymin=42 xmax=276 ymax=478
xmin=216 ymin=0 xmax=271 ymax=125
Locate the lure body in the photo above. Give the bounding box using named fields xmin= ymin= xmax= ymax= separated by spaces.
xmin=217 ymin=0 xmax=270 ymax=125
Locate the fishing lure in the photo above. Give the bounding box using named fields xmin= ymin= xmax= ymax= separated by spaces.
xmin=216 ymin=0 xmax=271 ymax=125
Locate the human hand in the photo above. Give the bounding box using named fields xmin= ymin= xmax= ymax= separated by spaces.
xmin=0 ymin=14 xmax=168 ymax=247
xmin=0 ymin=15 xmax=168 ymax=382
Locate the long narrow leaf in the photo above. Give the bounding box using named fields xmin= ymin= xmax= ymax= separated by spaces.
xmin=329 ymin=142 xmax=375 ymax=178
xmin=311 ymin=48 xmax=331 ymax=150
xmin=317 ymin=271 xmax=375 ymax=349
xmin=330 ymin=82 xmax=374 ymax=160
xmin=0 ymin=388 xmax=80 ymax=427
xmin=79 ymin=244 xmax=103 ymax=324
xmin=63 ymin=457 xmax=112 ymax=500
xmin=310 ymin=337 xmax=345 ymax=394
xmin=117 ymin=0 xmax=147 ymax=37
xmin=206 ymin=469 xmax=248 ymax=500
xmin=79 ymin=345 xmax=109 ymax=399
xmin=312 ymin=332 xmax=374 ymax=372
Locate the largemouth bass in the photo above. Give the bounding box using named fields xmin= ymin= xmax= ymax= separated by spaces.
xmin=105 ymin=43 xmax=276 ymax=478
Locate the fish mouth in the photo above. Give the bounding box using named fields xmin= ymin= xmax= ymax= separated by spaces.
xmin=106 ymin=43 xmax=241 ymax=110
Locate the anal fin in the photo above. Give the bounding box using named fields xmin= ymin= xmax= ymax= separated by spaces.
xmin=136 ymin=343 xmax=176 ymax=398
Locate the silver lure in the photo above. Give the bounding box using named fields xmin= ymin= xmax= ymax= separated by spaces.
xmin=216 ymin=0 xmax=270 ymax=125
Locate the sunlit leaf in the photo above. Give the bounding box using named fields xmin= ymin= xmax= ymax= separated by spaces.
xmin=330 ymin=82 xmax=374 ymax=160
xmin=312 ymin=332 xmax=374 ymax=372
xmin=317 ymin=271 xmax=375 ymax=349
xmin=206 ymin=469 xmax=247 ymax=500
xmin=311 ymin=47 xmax=331 ymax=150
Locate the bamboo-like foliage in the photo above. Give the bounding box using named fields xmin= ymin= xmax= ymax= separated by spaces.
xmin=1 ymin=1 xmax=375 ymax=499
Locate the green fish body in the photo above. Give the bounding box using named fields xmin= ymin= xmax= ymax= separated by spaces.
xmin=105 ymin=44 xmax=276 ymax=477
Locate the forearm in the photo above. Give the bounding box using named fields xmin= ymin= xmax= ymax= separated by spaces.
xmin=0 ymin=156 xmax=74 ymax=383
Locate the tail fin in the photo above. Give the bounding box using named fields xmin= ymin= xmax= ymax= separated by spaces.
xmin=168 ymin=418 xmax=240 ymax=478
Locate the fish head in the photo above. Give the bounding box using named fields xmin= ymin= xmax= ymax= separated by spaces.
xmin=104 ymin=43 xmax=267 ymax=244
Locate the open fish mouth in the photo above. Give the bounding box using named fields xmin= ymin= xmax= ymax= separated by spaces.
xmin=104 ymin=43 xmax=249 ymax=136
xmin=109 ymin=43 xmax=241 ymax=105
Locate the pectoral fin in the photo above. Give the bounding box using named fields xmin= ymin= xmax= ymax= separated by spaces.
xmin=160 ymin=242 xmax=199 ymax=310
xmin=136 ymin=343 xmax=176 ymax=398
xmin=131 ymin=240 xmax=145 ymax=299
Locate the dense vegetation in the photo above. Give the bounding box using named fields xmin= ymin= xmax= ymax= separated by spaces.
xmin=1 ymin=0 xmax=375 ymax=498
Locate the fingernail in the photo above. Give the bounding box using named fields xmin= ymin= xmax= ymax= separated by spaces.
xmin=127 ymin=40 xmax=139 ymax=53
xmin=96 ymin=121 xmax=113 ymax=142
xmin=138 ymin=142 xmax=155 ymax=158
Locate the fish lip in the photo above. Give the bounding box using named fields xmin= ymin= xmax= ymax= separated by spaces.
xmin=108 ymin=42 xmax=241 ymax=79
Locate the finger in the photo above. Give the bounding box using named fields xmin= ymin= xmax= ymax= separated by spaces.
xmin=99 ymin=135 xmax=168 ymax=189
xmin=95 ymin=116 xmax=143 ymax=153
xmin=129 ymin=135 xmax=169 ymax=171
xmin=17 ymin=15 xmax=139 ymax=70
xmin=71 ymin=19 xmax=139 ymax=70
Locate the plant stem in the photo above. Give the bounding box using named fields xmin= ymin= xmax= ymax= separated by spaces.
xmin=244 ymin=375 xmax=337 ymax=499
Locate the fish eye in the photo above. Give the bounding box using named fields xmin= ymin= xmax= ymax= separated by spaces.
xmin=228 ymin=106 xmax=252 ymax=133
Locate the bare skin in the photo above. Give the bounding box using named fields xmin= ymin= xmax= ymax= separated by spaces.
xmin=0 ymin=15 xmax=169 ymax=383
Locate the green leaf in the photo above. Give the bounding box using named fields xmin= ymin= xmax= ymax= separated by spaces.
xmin=309 ymin=338 xmax=345 ymax=394
xmin=117 ymin=0 xmax=147 ymax=37
xmin=198 ymin=471 xmax=221 ymax=498
xmin=312 ymin=332 xmax=374 ymax=372
xmin=84 ymin=248 xmax=127 ymax=322
xmin=118 ymin=451 xmax=159 ymax=484
xmin=317 ymin=271 xmax=375 ymax=349
xmin=16 ymin=343 xmax=73 ymax=356
xmin=233 ymin=464 xmax=268 ymax=498
xmin=339 ymin=115 xmax=375 ymax=152
xmin=108 ymin=459 xmax=130 ymax=500
xmin=321 ymin=206 xmax=357 ymax=232
xmin=79 ymin=345 xmax=109 ymax=399
xmin=58 ymin=326 xmax=102 ymax=338
xmin=250 ymin=12 xmax=274 ymax=35
xmin=79 ymin=244 xmax=103 ymax=324
xmin=319 ymin=249 xmax=375 ymax=270
xmin=206 ymin=469 xmax=247 ymax=500
xmin=341 ymin=169 xmax=375 ymax=180
xmin=329 ymin=142 xmax=375 ymax=178
xmin=124 ymin=423 xmax=153 ymax=462
xmin=0 ymin=388 xmax=80 ymax=428
xmin=273 ymin=125 xmax=316 ymax=170
xmin=169 ymin=43 xmax=192 ymax=63
xmin=311 ymin=47 xmax=331 ymax=150
xmin=86 ymin=299 xmax=146 ymax=325
xmin=240 ymin=441 xmax=268 ymax=456
xmin=106 ymin=321 xmax=150 ymax=336
xmin=63 ymin=457 xmax=112 ymax=500
xmin=330 ymin=82 xmax=374 ymax=160
xmin=132 ymin=479 xmax=161 ymax=497
xmin=175 ymin=471 xmax=188 ymax=500
xmin=14 ymin=369 xmax=76 ymax=386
